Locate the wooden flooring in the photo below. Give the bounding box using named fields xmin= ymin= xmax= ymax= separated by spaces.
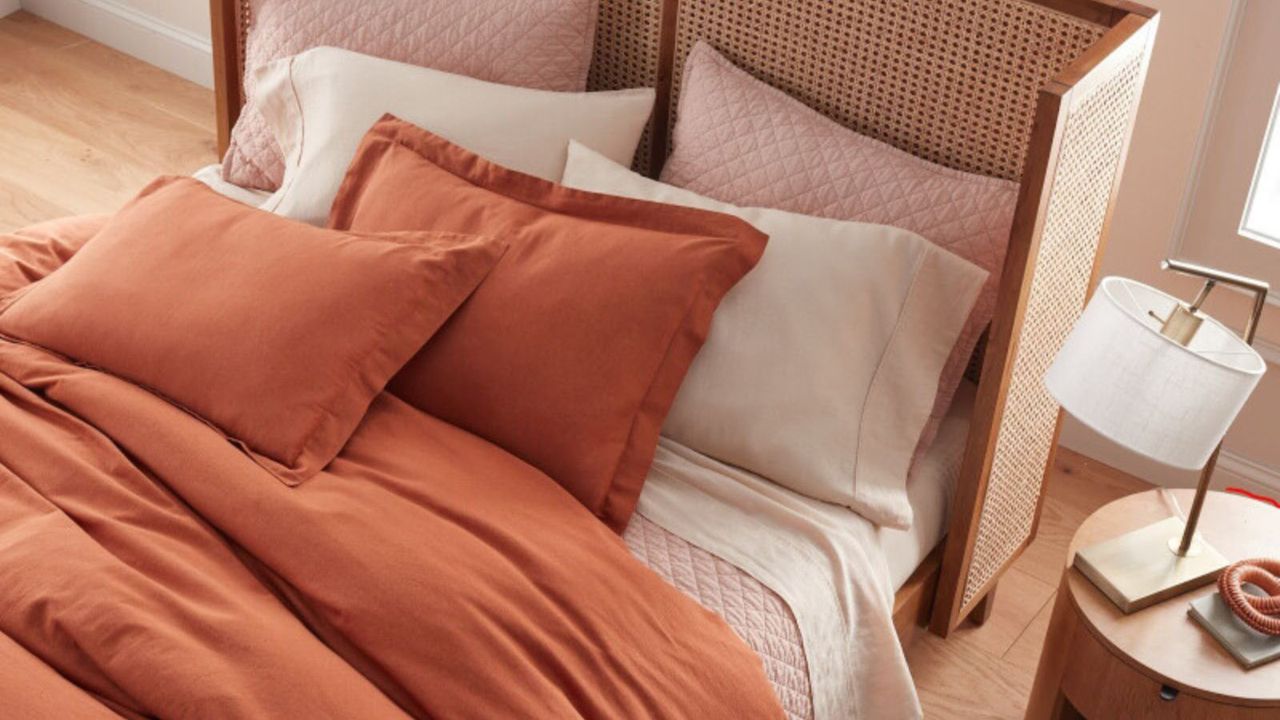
xmin=0 ymin=11 xmax=1156 ymax=718
xmin=909 ymin=449 xmax=1150 ymax=719
xmin=0 ymin=11 xmax=216 ymax=233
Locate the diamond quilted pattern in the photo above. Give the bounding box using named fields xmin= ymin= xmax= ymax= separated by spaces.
xmin=223 ymin=0 xmax=600 ymax=190
xmin=624 ymin=513 xmax=812 ymax=720
xmin=662 ymin=43 xmax=1018 ymax=454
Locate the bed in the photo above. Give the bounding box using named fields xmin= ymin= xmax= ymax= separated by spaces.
xmin=209 ymin=0 xmax=1157 ymax=637
xmin=0 ymin=0 xmax=1155 ymax=718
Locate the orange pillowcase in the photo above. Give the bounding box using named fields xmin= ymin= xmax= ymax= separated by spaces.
xmin=329 ymin=116 xmax=767 ymax=530
xmin=0 ymin=177 xmax=506 ymax=484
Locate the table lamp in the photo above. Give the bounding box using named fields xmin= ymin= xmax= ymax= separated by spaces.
xmin=1045 ymin=259 xmax=1268 ymax=613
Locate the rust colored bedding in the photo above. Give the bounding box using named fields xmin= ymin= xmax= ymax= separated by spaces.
xmin=0 ymin=218 xmax=783 ymax=719
xmin=0 ymin=214 xmax=108 ymax=294
xmin=331 ymin=117 xmax=768 ymax=532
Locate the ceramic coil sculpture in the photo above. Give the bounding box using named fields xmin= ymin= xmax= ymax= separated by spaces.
xmin=1219 ymin=558 xmax=1280 ymax=636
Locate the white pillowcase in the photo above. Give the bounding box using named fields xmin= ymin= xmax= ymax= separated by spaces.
xmin=562 ymin=141 xmax=986 ymax=529
xmin=255 ymin=47 xmax=655 ymax=225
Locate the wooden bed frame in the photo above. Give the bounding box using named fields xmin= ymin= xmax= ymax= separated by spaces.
xmin=209 ymin=0 xmax=1156 ymax=640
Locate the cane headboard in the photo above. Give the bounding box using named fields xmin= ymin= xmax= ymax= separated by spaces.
xmin=209 ymin=0 xmax=1156 ymax=636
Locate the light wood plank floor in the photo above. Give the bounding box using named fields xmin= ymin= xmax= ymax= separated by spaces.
xmin=0 ymin=11 xmax=216 ymax=232
xmin=909 ymin=449 xmax=1149 ymax=718
xmin=0 ymin=11 xmax=1155 ymax=718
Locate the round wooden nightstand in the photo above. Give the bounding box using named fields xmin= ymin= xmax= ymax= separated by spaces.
xmin=1025 ymin=489 xmax=1280 ymax=719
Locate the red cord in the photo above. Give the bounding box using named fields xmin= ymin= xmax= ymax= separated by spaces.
xmin=1219 ymin=491 xmax=1280 ymax=634
xmin=1219 ymin=559 xmax=1280 ymax=636
xmin=1226 ymin=486 xmax=1280 ymax=509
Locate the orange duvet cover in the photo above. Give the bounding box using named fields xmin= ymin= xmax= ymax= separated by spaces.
xmin=0 ymin=217 xmax=782 ymax=719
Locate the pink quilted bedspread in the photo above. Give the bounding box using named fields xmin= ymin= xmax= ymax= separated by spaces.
xmin=625 ymin=514 xmax=813 ymax=720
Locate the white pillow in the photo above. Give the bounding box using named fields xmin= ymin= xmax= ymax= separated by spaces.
xmin=256 ymin=47 xmax=655 ymax=225
xmin=562 ymin=141 xmax=987 ymax=529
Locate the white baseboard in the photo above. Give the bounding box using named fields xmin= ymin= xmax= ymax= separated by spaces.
xmin=1060 ymin=417 xmax=1280 ymax=500
xmin=20 ymin=0 xmax=212 ymax=88
xmin=1 ymin=0 xmax=21 ymax=18
xmin=1215 ymin=450 xmax=1280 ymax=500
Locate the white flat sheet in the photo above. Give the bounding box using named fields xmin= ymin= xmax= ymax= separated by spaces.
xmin=880 ymin=380 xmax=975 ymax=588
xmin=636 ymin=381 xmax=975 ymax=720
xmin=192 ymin=164 xmax=273 ymax=208
xmin=639 ymin=440 xmax=916 ymax=719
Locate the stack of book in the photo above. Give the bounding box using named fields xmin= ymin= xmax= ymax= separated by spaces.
xmin=1189 ymin=585 xmax=1280 ymax=670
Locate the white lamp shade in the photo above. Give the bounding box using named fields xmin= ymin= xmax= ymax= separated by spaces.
xmin=1045 ymin=276 xmax=1266 ymax=470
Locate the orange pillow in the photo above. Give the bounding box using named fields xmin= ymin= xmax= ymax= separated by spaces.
xmin=329 ymin=116 xmax=767 ymax=530
xmin=0 ymin=177 xmax=506 ymax=484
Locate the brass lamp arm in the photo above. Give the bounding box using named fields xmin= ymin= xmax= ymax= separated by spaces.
xmin=1156 ymin=259 xmax=1269 ymax=558
xmin=1161 ymin=258 xmax=1269 ymax=343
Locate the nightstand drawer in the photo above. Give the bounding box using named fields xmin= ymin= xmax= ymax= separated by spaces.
xmin=1061 ymin=621 xmax=1271 ymax=720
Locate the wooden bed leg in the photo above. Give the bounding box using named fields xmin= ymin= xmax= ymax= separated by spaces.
xmin=971 ymin=584 xmax=998 ymax=626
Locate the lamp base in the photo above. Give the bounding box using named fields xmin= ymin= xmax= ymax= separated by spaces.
xmin=1073 ymin=516 xmax=1228 ymax=614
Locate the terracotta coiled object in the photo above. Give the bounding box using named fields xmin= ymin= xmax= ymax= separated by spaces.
xmin=1218 ymin=558 xmax=1280 ymax=636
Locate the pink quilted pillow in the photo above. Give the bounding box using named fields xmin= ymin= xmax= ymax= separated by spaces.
xmin=661 ymin=42 xmax=1017 ymax=458
xmin=223 ymin=0 xmax=600 ymax=190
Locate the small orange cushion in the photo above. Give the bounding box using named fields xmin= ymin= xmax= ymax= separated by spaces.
xmin=0 ymin=177 xmax=506 ymax=484
xmin=329 ymin=116 xmax=767 ymax=530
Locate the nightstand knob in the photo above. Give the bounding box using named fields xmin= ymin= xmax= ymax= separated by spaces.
xmin=1159 ymin=685 xmax=1179 ymax=702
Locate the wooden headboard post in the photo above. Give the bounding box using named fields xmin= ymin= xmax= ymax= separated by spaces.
xmin=210 ymin=0 xmax=243 ymax=158
xmin=647 ymin=0 xmax=680 ymax=175
xmin=208 ymin=0 xmax=1158 ymax=640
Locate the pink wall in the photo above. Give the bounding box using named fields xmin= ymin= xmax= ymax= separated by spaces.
xmin=1178 ymin=0 xmax=1280 ymax=347
xmin=1059 ymin=0 xmax=1280 ymax=496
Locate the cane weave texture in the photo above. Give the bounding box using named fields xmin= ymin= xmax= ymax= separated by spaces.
xmin=668 ymin=0 xmax=1105 ymax=181
xmin=588 ymin=0 xmax=665 ymax=173
xmin=962 ymin=36 xmax=1148 ymax=608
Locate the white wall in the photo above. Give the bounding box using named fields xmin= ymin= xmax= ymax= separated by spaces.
xmin=1179 ymin=0 xmax=1280 ymax=299
xmin=1 ymin=1 xmax=21 ymax=17
xmin=108 ymin=0 xmax=208 ymax=38
xmin=1060 ymin=0 xmax=1280 ymax=498
xmin=18 ymin=0 xmax=212 ymax=86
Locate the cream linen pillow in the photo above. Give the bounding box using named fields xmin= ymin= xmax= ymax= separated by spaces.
xmin=563 ymin=141 xmax=986 ymax=528
xmin=257 ymin=47 xmax=655 ymax=225
xmin=663 ymin=42 xmax=1018 ymax=465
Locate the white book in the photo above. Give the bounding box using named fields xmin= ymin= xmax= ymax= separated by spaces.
xmin=1188 ymin=588 xmax=1280 ymax=670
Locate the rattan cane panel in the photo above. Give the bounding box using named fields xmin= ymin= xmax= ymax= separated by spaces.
xmin=965 ymin=331 xmax=989 ymax=383
xmin=587 ymin=0 xmax=665 ymax=174
xmin=236 ymin=0 xmax=251 ymax=79
xmin=961 ymin=41 xmax=1147 ymax=609
xmin=669 ymin=0 xmax=1105 ymax=181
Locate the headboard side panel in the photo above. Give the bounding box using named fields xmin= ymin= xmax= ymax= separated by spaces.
xmin=932 ymin=14 xmax=1158 ymax=634
xmin=668 ymin=0 xmax=1106 ymax=181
